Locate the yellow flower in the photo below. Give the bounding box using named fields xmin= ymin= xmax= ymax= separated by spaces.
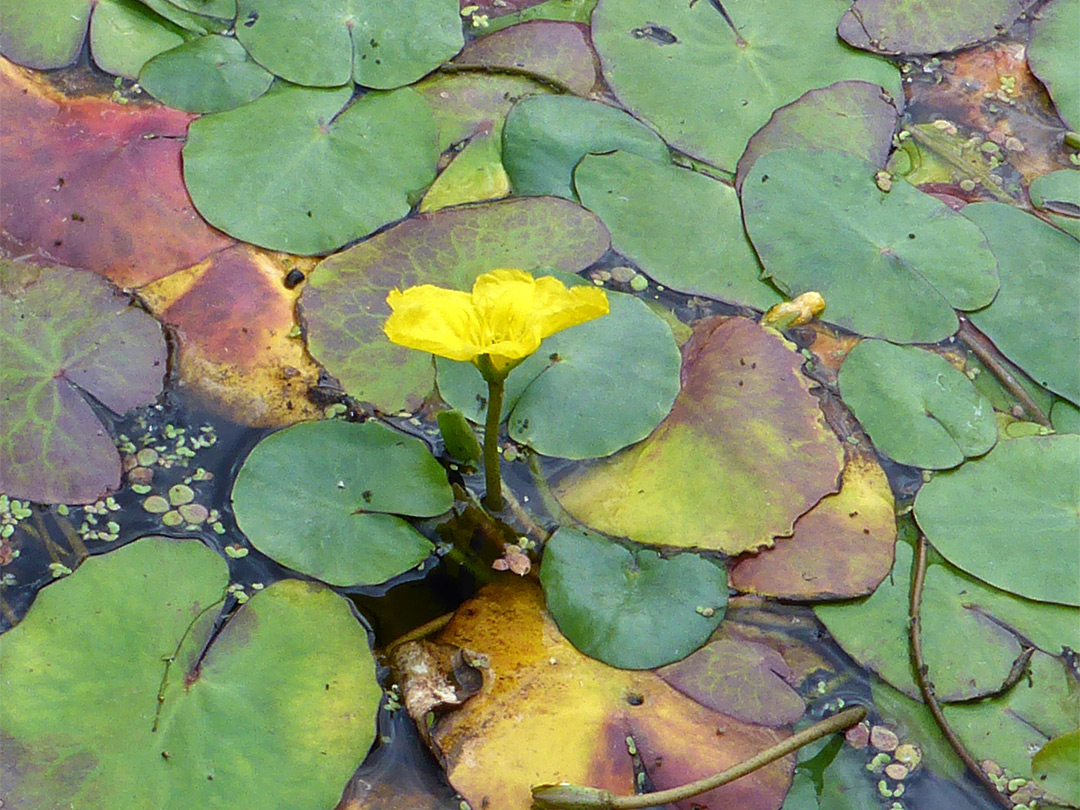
xmin=383 ymin=269 xmax=609 ymax=375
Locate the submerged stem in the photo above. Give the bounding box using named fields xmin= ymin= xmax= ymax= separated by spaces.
xmin=482 ymin=372 xmax=505 ymax=512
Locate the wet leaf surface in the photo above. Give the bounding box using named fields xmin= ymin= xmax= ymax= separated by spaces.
xmin=234 ymin=0 xmax=463 ymax=89
xmin=914 ymin=433 xmax=1080 ymax=606
xmin=728 ymin=446 xmax=897 ymax=600
xmin=0 ymin=59 xmax=235 ymax=287
xmin=0 ymin=536 xmax=381 ymax=810
xmin=436 ymin=285 xmax=681 ymax=459
xmin=591 ymin=0 xmax=901 ymax=171
xmin=837 ymin=0 xmax=1035 ymax=56
xmin=838 ymin=340 xmax=997 ymax=469
xmin=450 ymin=20 xmax=598 ymax=95
xmin=301 ymin=197 xmax=609 ymax=412
xmin=503 ymin=95 xmax=669 ymax=200
xmin=183 ymin=83 xmax=439 ymax=255
xmin=0 ymin=261 xmax=165 ymax=504
xmin=540 ymin=527 xmax=727 ymax=669
xmin=742 ymin=148 xmax=1000 ymax=343
xmin=735 ymin=80 xmax=900 ymax=191
xmin=575 ymin=151 xmax=783 ymax=309
xmin=816 ymin=529 xmax=1080 ymax=700
xmin=428 ymin=578 xmax=797 ymax=810
xmin=231 ymin=420 xmax=453 ymax=586
xmin=554 ymin=317 xmax=844 ymax=555
xmin=963 ymin=201 xmax=1080 ymax=405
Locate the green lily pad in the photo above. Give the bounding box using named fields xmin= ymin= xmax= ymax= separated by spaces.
xmin=0 ymin=261 xmax=166 ymax=505
xmin=502 ymin=95 xmax=669 ymax=200
xmin=139 ymin=35 xmax=274 ymax=113
xmin=1033 ymin=730 xmax=1080 ymax=807
xmin=734 ymin=80 xmax=900 ymax=190
xmin=962 ymin=202 xmax=1080 ymax=405
xmin=232 ymin=419 xmax=453 ymax=587
xmin=0 ymin=536 xmax=381 ymax=810
xmin=943 ymin=650 xmax=1079 ymax=778
xmin=435 ymin=286 xmax=681 ymax=459
xmin=1052 ymin=399 xmax=1080 ymax=434
xmin=590 ymin=0 xmax=901 ymax=171
xmin=89 ymin=0 xmax=187 ymax=79
xmin=914 ymin=434 xmax=1080 ymax=606
xmin=539 ymin=526 xmax=727 ymax=669
xmin=742 ymin=148 xmax=1000 ymax=342
xmin=1028 ymin=0 xmax=1079 ymax=130
xmin=575 ymin=151 xmax=782 ymax=310
xmin=450 ymin=20 xmax=598 ymax=96
xmin=182 ymin=83 xmax=439 ymax=255
xmin=301 ymin=197 xmax=610 ymax=413
xmin=235 ymin=0 xmax=463 ymax=89
xmin=481 ymin=0 xmax=596 ymax=33
xmin=554 ymin=316 xmax=844 ymax=555
xmin=837 ymin=0 xmax=1035 ymax=56
xmin=816 ymin=530 xmax=1080 ymax=700
xmin=838 ymin=340 xmax=997 ymax=469
xmin=656 ymin=637 xmax=804 ymax=727
xmin=1029 ymin=169 xmax=1080 ymax=241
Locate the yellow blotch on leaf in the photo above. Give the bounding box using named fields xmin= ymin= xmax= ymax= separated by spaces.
xmin=761 ymin=292 xmax=826 ymax=331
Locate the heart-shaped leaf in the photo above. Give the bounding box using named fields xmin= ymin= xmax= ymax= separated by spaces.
xmin=139 ymin=35 xmax=274 ymax=113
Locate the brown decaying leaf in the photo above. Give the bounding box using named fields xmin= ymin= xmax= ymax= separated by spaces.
xmin=427 ymin=579 xmax=796 ymax=810
xmin=0 ymin=58 xmax=234 ymax=287
xmin=139 ymin=245 xmax=324 ymax=426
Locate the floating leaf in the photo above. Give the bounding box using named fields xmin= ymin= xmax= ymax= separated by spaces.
xmin=735 ymin=80 xmax=900 ymax=190
xmin=554 ymin=317 xmax=844 ymax=554
xmin=232 ymin=420 xmax=453 ymax=587
xmin=502 ymin=95 xmax=669 ymax=200
xmin=837 ymin=0 xmax=1035 ymax=56
xmin=1029 ymin=169 xmax=1080 ymax=240
xmin=234 ymin=0 xmax=463 ymax=89
xmin=575 ymin=151 xmax=782 ymax=309
xmin=816 ymin=530 xmax=1080 ymax=700
xmin=1052 ymin=399 xmax=1080 ymax=434
xmin=0 ymin=536 xmax=381 ymax=810
xmin=1 ymin=0 xmax=95 ymax=68
xmin=137 ymin=244 xmax=325 ymax=427
xmin=728 ymin=446 xmax=897 ymax=600
xmin=590 ymin=0 xmax=901 ymax=171
xmin=301 ymin=197 xmax=609 ymax=413
xmin=450 ymin=20 xmax=598 ymax=96
xmin=0 ymin=60 xmax=235 ymax=287
xmin=436 ymin=286 xmax=681 ymax=459
xmin=539 ymin=527 xmax=726 ymax=669
xmin=183 ymin=83 xmax=438 ymax=255
xmin=914 ymin=434 xmax=1080 ymax=606
xmin=425 ymin=578 xmax=796 ymax=810
xmin=657 ymin=637 xmax=804 ymax=727
xmin=139 ymin=35 xmax=274 ymax=113
xmin=943 ymin=650 xmax=1079 ymax=778
xmin=742 ymin=148 xmax=1000 ymax=342
xmin=1028 ymin=0 xmax=1079 ymax=129
xmin=89 ymin=0 xmax=187 ymax=79
xmin=1032 ymin=730 xmax=1080 ymax=807
xmin=0 ymin=261 xmax=165 ymax=504
xmin=963 ymin=202 xmax=1080 ymax=405
xmin=838 ymin=340 xmax=997 ymax=469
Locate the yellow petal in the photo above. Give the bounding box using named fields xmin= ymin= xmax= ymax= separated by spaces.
xmin=530 ymin=276 xmax=609 ymax=338
xmin=383 ymin=286 xmax=484 ymax=361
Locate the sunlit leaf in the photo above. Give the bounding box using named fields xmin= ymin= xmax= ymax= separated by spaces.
xmin=0 ymin=536 xmax=381 ymax=810
xmin=0 ymin=261 xmax=165 ymax=504
xmin=554 ymin=317 xmax=844 ymax=554
xmin=232 ymin=420 xmax=453 ymax=587
xmin=742 ymin=148 xmax=1000 ymax=342
xmin=914 ymin=434 xmax=1080 ymax=606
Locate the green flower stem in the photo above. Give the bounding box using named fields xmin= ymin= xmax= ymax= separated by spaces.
xmin=531 ymin=706 xmax=867 ymax=810
xmin=479 ymin=357 xmax=506 ymax=512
